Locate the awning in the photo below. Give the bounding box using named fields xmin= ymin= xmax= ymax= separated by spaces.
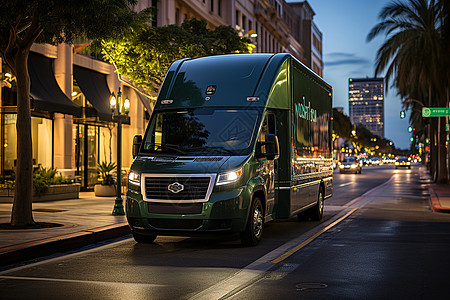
xmin=28 ymin=52 xmax=82 ymax=117
xmin=73 ymin=65 xmax=112 ymax=121
xmin=137 ymin=93 xmax=152 ymax=113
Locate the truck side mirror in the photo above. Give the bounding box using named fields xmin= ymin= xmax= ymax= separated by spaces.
xmin=257 ymin=134 xmax=280 ymax=160
xmin=265 ymin=133 xmax=280 ymax=160
xmin=132 ymin=135 xmax=142 ymax=158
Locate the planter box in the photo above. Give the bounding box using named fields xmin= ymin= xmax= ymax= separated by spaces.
xmin=0 ymin=183 xmax=81 ymax=203
xmin=94 ymin=184 xmax=116 ymax=197
xmin=34 ymin=183 xmax=81 ymax=201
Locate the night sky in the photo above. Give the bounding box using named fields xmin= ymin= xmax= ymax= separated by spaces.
xmin=287 ymin=0 xmax=412 ymax=149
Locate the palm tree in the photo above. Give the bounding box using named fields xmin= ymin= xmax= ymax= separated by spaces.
xmin=367 ymin=0 xmax=449 ymax=183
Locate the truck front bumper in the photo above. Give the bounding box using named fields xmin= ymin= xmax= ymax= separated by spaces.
xmin=126 ymin=186 xmax=250 ymax=235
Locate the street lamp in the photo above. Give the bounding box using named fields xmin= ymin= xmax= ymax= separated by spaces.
xmin=110 ymin=87 xmax=130 ymax=215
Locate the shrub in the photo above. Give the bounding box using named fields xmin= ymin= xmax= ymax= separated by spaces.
xmin=33 ymin=167 xmax=74 ymax=196
xmin=97 ymin=161 xmax=116 ymax=186
xmin=0 ymin=167 xmax=74 ymax=196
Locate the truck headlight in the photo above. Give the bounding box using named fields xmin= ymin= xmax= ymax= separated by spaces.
xmin=128 ymin=171 xmax=141 ymax=186
xmin=217 ymin=168 xmax=243 ymax=185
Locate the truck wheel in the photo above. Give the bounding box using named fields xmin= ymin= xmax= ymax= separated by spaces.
xmin=311 ymin=188 xmax=324 ymax=221
xmin=240 ymin=197 xmax=264 ymax=246
xmin=132 ymin=231 xmax=157 ymax=243
xmin=297 ymin=188 xmax=324 ymax=221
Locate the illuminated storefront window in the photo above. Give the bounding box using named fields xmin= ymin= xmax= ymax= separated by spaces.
xmin=1 ymin=114 xmax=53 ymax=175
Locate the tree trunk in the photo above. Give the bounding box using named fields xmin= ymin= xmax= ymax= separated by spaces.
xmin=429 ymin=118 xmax=437 ymax=181
xmin=10 ymin=49 xmax=34 ymax=226
xmin=436 ymin=116 xmax=448 ymax=184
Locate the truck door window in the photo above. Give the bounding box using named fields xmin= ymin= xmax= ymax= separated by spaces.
xmin=153 ymin=114 xmax=163 ymax=150
xmin=258 ymin=113 xmax=276 ymax=154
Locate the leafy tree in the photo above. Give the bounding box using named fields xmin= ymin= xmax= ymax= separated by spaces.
xmin=333 ymin=108 xmax=396 ymax=156
xmin=101 ymin=18 xmax=253 ymax=96
xmin=332 ymin=108 xmax=352 ymax=139
xmin=367 ymin=0 xmax=449 ymax=183
xmin=0 ymin=0 xmax=151 ymax=226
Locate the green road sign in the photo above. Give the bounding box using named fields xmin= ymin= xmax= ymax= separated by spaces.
xmin=422 ymin=107 xmax=450 ymax=117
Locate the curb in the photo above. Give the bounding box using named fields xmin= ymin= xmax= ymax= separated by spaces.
xmin=428 ymin=186 xmax=450 ymax=213
xmin=0 ymin=223 xmax=131 ymax=267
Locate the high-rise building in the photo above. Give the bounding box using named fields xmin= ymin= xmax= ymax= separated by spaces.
xmin=348 ymin=77 xmax=384 ymax=137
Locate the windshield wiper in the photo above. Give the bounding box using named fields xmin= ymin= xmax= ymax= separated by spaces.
xmin=189 ymin=146 xmax=235 ymax=155
xmin=153 ymin=143 xmax=186 ymax=155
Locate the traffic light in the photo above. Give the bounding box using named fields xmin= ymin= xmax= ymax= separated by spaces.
xmin=408 ymin=126 xmax=413 ymax=132
xmin=400 ymin=110 xmax=406 ymax=119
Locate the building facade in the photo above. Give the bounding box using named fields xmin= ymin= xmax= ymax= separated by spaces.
xmin=145 ymin=0 xmax=323 ymax=71
xmin=0 ymin=0 xmax=322 ymax=190
xmin=348 ymin=77 xmax=385 ymax=138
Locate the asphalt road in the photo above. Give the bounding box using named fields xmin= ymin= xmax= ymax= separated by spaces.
xmin=1 ymin=164 xmax=449 ymax=299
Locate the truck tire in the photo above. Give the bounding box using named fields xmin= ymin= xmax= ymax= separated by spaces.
xmin=297 ymin=188 xmax=324 ymax=221
xmin=132 ymin=231 xmax=157 ymax=243
xmin=240 ymin=197 xmax=264 ymax=246
xmin=310 ymin=188 xmax=324 ymax=221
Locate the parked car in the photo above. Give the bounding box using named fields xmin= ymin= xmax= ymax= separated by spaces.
xmin=339 ymin=156 xmax=362 ymax=174
xmin=395 ymin=157 xmax=411 ymax=169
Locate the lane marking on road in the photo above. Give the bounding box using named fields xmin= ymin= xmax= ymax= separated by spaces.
xmin=338 ymin=182 xmax=353 ymax=187
xmin=190 ymin=175 xmax=396 ymax=300
xmin=190 ymin=208 xmax=359 ymax=300
xmin=344 ymin=174 xmax=395 ymax=207
xmin=0 ymin=275 xmax=165 ymax=287
xmin=271 ymin=208 xmax=358 ymax=264
xmin=272 ymin=175 xmax=396 ymax=265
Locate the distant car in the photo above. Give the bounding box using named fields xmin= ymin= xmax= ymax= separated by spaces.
xmin=339 ymin=156 xmax=362 ymax=174
xmin=371 ymin=157 xmax=382 ymax=165
xmin=362 ymin=158 xmax=371 ymax=166
xmin=395 ymin=157 xmax=411 ymax=169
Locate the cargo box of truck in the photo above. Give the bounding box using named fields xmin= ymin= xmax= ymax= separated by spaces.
xmin=126 ymin=53 xmax=333 ymax=246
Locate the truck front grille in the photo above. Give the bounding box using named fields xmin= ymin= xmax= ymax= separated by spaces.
xmin=144 ymin=176 xmax=212 ymax=201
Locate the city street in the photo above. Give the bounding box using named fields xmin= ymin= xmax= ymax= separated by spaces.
xmin=1 ymin=164 xmax=449 ymax=299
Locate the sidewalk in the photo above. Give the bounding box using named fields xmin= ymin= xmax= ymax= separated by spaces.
xmin=0 ymin=173 xmax=449 ymax=268
xmin=428 ymin=185 xmax=450 ymax=213
xmin=420 ymin=165 xmax=450 ymax=213
xmin=0 ymin=192 xmax=130 ymax=267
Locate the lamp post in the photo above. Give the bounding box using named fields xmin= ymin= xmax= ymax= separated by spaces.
xmin=110 ymin=87 xmax=130 ymax=215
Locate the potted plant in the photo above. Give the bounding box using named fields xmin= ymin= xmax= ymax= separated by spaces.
xmin=94 ymin=161 xmax=117 ymax=197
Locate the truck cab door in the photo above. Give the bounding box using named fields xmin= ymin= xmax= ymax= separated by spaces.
xmin=257 ymin=113 xmax=277 ymax=218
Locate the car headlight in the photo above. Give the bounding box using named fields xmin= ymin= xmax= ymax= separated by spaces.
xmin=128 ymin=171 xmax=141 ymax=186
xmin=395 ymin=162 xmax=399 ymax=165
xmin=217 ymin=168 xmax=243 ymax=185
xmin=350 ymin=164 xmax=357 ymax=168
xmin=407 ymin=162 xmax=410 ymax=165
xmin=339 ymin=164 xmax=344 ymax=169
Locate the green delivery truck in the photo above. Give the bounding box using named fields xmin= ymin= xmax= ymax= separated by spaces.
xmin=126 ymin=53 xmax=333 ymax=246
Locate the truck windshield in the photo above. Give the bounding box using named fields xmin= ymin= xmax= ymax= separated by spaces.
xmin=141 ymin=108 xmax=262 ymax=156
